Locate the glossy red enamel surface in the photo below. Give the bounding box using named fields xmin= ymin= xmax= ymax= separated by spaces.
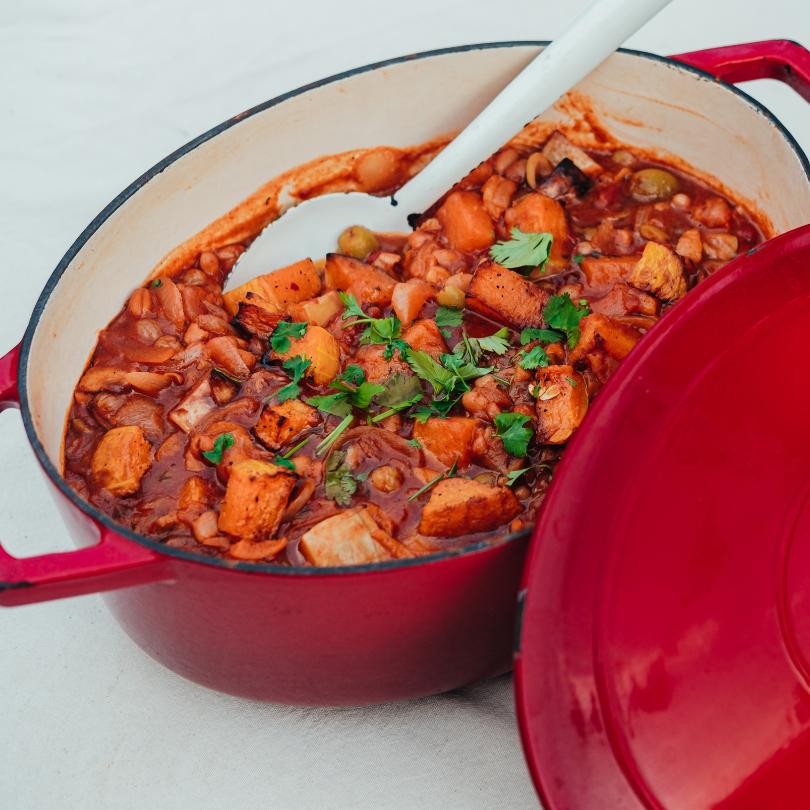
xmin=516 ymin=225 xmax=810 ymax=808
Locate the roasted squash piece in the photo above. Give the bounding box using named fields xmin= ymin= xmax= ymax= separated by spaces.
xmin=504 ymin=192 xmax=568 ymax=260
xmin=223 ymin=258 xmax=321 ymax=317
xmin=629 ymin=242 xmax=687 ymax=302
xmin=273 ymin=325 xmax=340 ymax=385
xmin=288 ymin=290 xmax=343 ymax=326
xmin=579 ymin=255 xmax=640 ymax=292
xmin=403 ymin=319 xmax=447 ymax=358
xmin=534 ymin=365 xmax=588 ymax=444
xmin=412 ymin=417 xmax=478 ymax=469
xmin=254 ymin=399 xmax=320 ymax=451
xmin=466 ymin=261 xmax=547 ymax=329
xmin=570 ymin=314 xmax=642 ymax=363
xmin=91 ymin=425 xmax=152 ymax=496
xmin=324 ymin=253 xmax=396 ymax=307
xmin=217 ymin=459 xmax=296 ymax=540
xmin=391 ymin=280 xmax=435 ymax=327
xmin=436 ymin=191 xmax=495 ymax=252
xmin=178 ymin=476 xmax=217 ymax=511
xmin=233 ymin=294 xmax=282 ymax=339
xmin=299 ymin=506 xmax=397 ymax=567
xmin=418 ymin=478 xmax=521 ymax=537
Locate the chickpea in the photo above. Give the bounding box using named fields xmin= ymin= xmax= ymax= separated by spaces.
xmin=369 ymin=465 xmax=404 ymax=493
xmin=135 ymin=318 xmax=162 ymax=343
xmin=671 ymin=193 xmax=691 ymax=210
xmin=629 ymin=168 xmax=680 ymax=202
xmin=337 ymin=225 xmax=380 ymax=260
xmin=436 ymin=284 xmax=465 ymax=308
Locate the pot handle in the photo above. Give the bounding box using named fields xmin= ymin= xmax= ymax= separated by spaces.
xmin=0 ymin=343 xmax=172 ymax=607
xmin=671 ymin=39 xmax=810 ymax=102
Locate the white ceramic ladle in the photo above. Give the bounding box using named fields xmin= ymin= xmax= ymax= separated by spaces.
xmin=227 ymin=0 xmax=672 ymax=289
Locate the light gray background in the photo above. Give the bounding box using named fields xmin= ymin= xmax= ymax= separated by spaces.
xmin=1 ymin=1 xmax=809 ymax=807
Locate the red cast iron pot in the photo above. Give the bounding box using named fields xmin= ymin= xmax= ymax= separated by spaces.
xmin=2 ymin=40 xmax=810 ymax=706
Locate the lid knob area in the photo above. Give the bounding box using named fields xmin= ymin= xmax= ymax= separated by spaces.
xmin=515 ymin=226 xmax=810 ymax=809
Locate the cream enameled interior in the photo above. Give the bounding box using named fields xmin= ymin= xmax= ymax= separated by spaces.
xmin=25 ymin=45 xmax=810 ymax=465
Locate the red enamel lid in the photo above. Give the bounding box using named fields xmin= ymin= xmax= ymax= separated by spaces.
xmin=515 ymin=225 xmax=810 ymax=809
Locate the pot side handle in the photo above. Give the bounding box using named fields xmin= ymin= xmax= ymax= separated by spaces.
xmin=0 ymin=343 xmax=172 ymax=607
xmin=671 ymin=39 xmax=810 ymax=102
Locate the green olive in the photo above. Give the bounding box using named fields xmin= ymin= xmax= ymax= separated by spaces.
xmin=629 ymin=168 xmax=680 ymax=202
xmin=612 ymin=149 xmax=636 ymax=167
xmin=337 ymin=225 xmax=380 ymax=260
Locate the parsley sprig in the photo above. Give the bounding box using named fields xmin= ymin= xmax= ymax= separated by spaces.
xmin=339 ymin=292 xmax=409 ymax=360
xmin=276 ymin=356 xmax=311 ymax=402
xmin=490 ymin=228 xmax=553 ymax=274
xmin=308 ymin=365 xmax=385 ymax=417
xmin=453 ymin=327 xmax=510 ymax=365
xmin=269 ymin=321 xmax=308 ymax=353
xmin=543 ymin=293 xmax=590 ymax=349
xmin=201 ymin=432 xmax=234 ymax=464
xmin=494 ymin=412 xmax=533 ymax=458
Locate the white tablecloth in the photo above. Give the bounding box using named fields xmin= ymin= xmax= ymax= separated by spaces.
xmin=1 ymin=1 xmax=808 ymax=807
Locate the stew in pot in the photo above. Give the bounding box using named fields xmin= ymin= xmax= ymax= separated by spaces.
xmin=63 ymin=132 xmax=762 ymax=566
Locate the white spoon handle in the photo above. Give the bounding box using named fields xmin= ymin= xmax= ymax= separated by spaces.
xmin=393 ymin=0 xmax=672 ymax=214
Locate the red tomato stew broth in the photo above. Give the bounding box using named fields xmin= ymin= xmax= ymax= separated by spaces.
xmin=63 ymin=132 xmax=762 ymax=566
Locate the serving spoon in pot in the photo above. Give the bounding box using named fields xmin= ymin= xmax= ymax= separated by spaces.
xmin=226 ymin=0 xmax=672 ymax=289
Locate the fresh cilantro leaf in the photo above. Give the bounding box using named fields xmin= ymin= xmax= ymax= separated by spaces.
xmin=441 ymin=353 xmax=493 ymax=384
xmin=435 ymin=306 xmax=464 ymax=329
xmin=315 ymin=414 xmax=354 ymax=457
xmin=573 ymin=254 xmax=585 ymax=265
xmin=406 ymin=351 xmax=455 ymax=395
xmin=273 ymin=455 xmax=296 ymax=471
xmin=543 ymin=293 xmax=590 ymax=348
xmin=351 ymin=381 xmax=386 ymax=409
xmin=324 ymin=449 xmax=361 ymax=506
xmin=276 ymin=355 xmax=311 ymax=402
xmin=519 ymin=327 xmax=563 ymax=346
xmin=473 ymin=327 xmax=511 ymax=355
xmin=270 ymin=321 xmax=308 ymax=353
xmin=518 ymin=345 xmax=550 ymax=370
xmin=307 ymin=393 xmax=353 ymax=417
xmin=494 ymin=412 xmax=533 ymax=458
xmin=341 ymin=364 xmax=365 ymax=385
xmin=201 ymin=432 xmax=234 ymax=464
xmin=412 ymin=406 xmax=434 ymax=424
xmin=383 ymin=337 xmax=410 ymax=361
xmin=377 ymin=373 xmax=423 ymax=407
xmin=490 ymin=228 xmax=553 ymax=273
xmin=407 ymin=438 xmax=422 ymax=449
xmin=149 ymin=278 xmax=162 ymax=288
xmin=408 ymin=460 xmax=458 ymax=502
xmin=371 ymin=393 xmax=423 ymax=423
xmin=338 ymin=291 xmax=366 ymax=320
xmin=505 ymin=467 xmax=530 ymax=486
xmin=565 ymin=375 xmax=578 ymax=387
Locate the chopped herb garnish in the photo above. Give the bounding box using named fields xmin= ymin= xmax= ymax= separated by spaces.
xmin=270 ymin=321 xmax=308 ymax=353
xmin=276 ymin=356 xmax=311 ymax=402
xmin=315 ymin=413 xmax=354 ymax=456
xmin=407 ymin=438 xmax=422 ymax=449
xmin=212 ymin=367 xmax=244 ymax=385
xmin=565 ymin=375 xmax=578 ymax=387
xmin=453 ymin=328 xmax=510 ymax=365
xmin=505 ymin=468 xmax=530 ymax=487
xmin=307 ymin=392 xmax=353 ymax=417
xmin=406 ymin=350 xmax=456 ymax=396
xmin=519 ymin=327 xmax=563 ymax=346
xmin=371 ymin=393 xmax=424 ymax=423
xmin=273 ymin=455 xmax=296 ymax=471
xmin=201 ymin=432 xmax=234 ymax=464
xmin=377 ymin=373 xmax=423 ymax=407
xmin=340 ymin=364 xmax=366 ymax=385
xmin=339 ymin=292 xmax=409 ymax=360
xmin=408 ymin=460 xmax=458 ymax=502
xmin=435 ymin=306 xmax=464 ymax=329
xmin=517 ymin=344 xmax=550 ymax=370
xmin=543 ymin=293 xmax=590 ymax=349
xmin=149 ymin=278 xmax=162 ymax=288
xmin=494 ymin=412 xmax=533 ymax=458
xmin=490 ymin=227 xmax=553 ymax=274
xmin=573 ymin=254 xmax=585 ymax=264
xmin=324 ymin=449 xmax=362 ymax=506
